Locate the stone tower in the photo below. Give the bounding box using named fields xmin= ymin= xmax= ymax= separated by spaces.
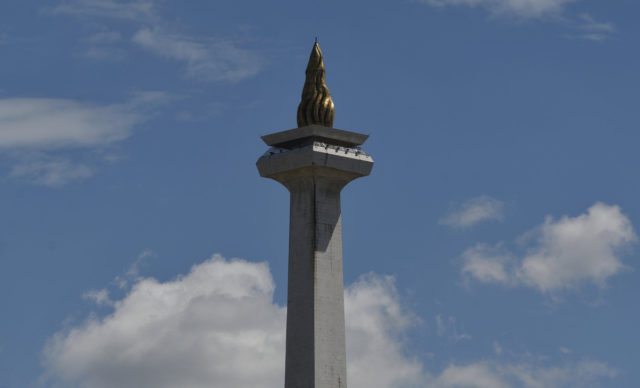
xmin=257 ymin=42 xmax=373 ymax=388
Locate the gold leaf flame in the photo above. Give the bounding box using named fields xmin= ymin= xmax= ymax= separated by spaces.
xmin=297 ymin=42 xmax=335 ymax=128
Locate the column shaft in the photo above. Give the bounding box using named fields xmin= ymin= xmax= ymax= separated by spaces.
xmin=284 ymin=174 xmax=348 ymax=388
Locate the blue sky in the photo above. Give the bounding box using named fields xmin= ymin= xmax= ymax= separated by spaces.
xmin=1 ymin=0 xmax=639 ymax=387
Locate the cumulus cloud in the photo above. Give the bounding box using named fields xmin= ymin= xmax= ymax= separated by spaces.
xmin=43 ymin=255 xmax=426 ymax=388
xmin=43 ymin=256 xmax=285 ymax=388
xmin=440 ymin=196 xmax=505 ymax=228
xmin=422 ymin=0 xmax=578 ymax=19
xmin=462 ymin=243 xmax=514 ymax=284
xmin=345 ymin=274 xmax=427 ymax=387
xmin=42 ymin=254 xmax=620 ymax=388
xmin=461 ymin=202 xmax=636 ymax=293
xmin=518 ymin=203 xmax=635 ymax=291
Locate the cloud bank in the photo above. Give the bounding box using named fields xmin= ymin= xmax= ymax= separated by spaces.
xmin=461 ymin=202 xmax=636 ymax=293
xmin=43 ymin=254 xmax=619 ymax=388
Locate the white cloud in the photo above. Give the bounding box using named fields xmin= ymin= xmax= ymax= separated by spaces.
xmin=83 ymin=31 xmax=126 ymax=60
xmin=82 ymin=289 xmax=112 ymax=306
xmin=421 ymin=0 xmax=618 ymax=42
xmin=440 ymin=196 xmax=505 ymax=228
xmin=461 ymin=243 xmax=514 ymax=284
xmin=0 ymin=92 xmax=168 ymax=186
xmin=10 ymin=158 xmax=93 ymax=187
xmin=346 ymin=274 xmax=428 ymax=387
xmin=52 ymin=0 xmax=157 ymax=22
xmin=432 ymin=360 xmax=617 ymax=388
xmin=420 ymin=0 xmax=619 ymax=40
xmin=125 ymin=249 xmax=156 ymax=278
xmin=43 ymin=255 xmax=427 ymax=388
xmin=0 ymin=98 xmax=134 ymax=149
xmin=436 ymin=362 xmax=509 ymax=388
xmin=86 ymin=31 xmax=122 ymax=44
xmin=493 ymin=341 xmax=503 ymax=355
xmin=461 ymin=202 xmax=636 ymax=293
xmin=422 ymin=0 xmax=578 ymax=19
xmin=42 ymin=254 xmax=620 ymax=388
xmin=113 ymin=249 xmax=157 ymax=289
xmin=52 ymin=0 xmax=261 ymax=82
xmin=132 ymin=28 xmax=261 ymax=82
xmin=571 ymin=13 xmax=615 ymax=41
xmin=84 ymin=46 xmax=127 ymax=61
xmin=43 ymin=256 xmax=285 ymax=388
xmin=519 ymin=203 xmax=635 ymax=291
xmin=0 ymin=95 xmax=163 ymax=150
xmin=436 ymin=314 xmax=472 ymax=342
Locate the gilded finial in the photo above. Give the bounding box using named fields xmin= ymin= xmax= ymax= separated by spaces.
xmin=297 ymin=42 xmax=335 ymax=128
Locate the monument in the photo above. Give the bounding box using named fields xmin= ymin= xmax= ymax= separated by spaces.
xmin=257 ymin=42 xmax=374 ymax=388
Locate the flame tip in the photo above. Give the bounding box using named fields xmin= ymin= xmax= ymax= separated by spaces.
xmin=296 ymin=42 xmax=334 ymax=128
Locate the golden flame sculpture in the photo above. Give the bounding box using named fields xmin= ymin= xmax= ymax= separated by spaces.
xmin=297 ymin=42 xmax=335 ymax=128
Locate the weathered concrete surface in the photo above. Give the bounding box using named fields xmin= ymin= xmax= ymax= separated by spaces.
xmin=257 ymin=128 xmax=373 ymax=388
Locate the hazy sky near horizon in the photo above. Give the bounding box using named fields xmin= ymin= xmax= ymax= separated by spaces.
xmin=1 ymin=1 xmax=639 ymax=387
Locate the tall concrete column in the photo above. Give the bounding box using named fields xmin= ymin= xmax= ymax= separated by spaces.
xmin=285 ymin=173 xmax=347 ymax=388
xmin=257 ymin=126 xmax=373 ymax=388
xmin=257 ymin=42 xmax=373 ymax=388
